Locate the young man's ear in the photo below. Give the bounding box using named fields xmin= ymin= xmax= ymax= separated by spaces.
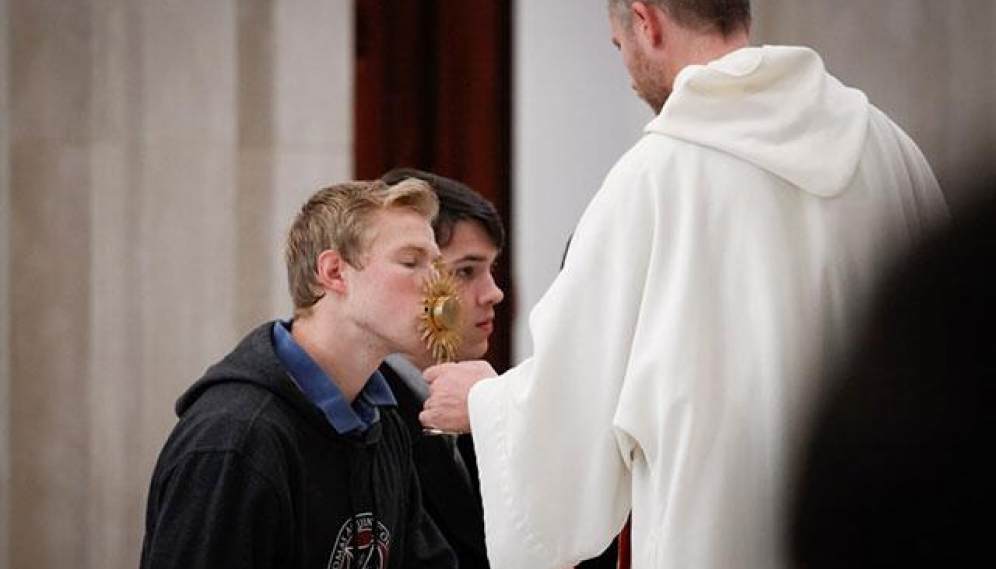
xmin=631 ymin=1 xmax=665 ymax=47
xmin=315 ymin=249 xmax=349 ymax=295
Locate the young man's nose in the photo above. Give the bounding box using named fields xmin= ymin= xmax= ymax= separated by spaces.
xmin=479 ymin=276 xmax=504 ymax=306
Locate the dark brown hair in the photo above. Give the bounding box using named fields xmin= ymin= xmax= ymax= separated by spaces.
xmin=381 ymin=168 xmax=505 ymax=252
xmin=609 ymin=0 xmax=751 ymax=37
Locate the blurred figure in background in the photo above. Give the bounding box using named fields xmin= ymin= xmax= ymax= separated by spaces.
xmin=790 ymin=179 xmax=995 ymax=569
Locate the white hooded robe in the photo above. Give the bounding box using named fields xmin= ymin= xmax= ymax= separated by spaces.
xmin=469 ymin=46 xmax=948 ymax=569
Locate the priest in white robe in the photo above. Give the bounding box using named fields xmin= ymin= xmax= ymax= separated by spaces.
xmin=420 ymin=2 xmax=949 ymax=568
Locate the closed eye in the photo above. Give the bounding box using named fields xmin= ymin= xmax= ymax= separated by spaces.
xmin=397 ymin=253 xmax=425 ymax=269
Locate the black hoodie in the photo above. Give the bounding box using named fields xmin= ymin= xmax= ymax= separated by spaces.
xmin=380 ymin=355 xmax=490 ymax=569
xmin=140 ymin=322 xmax=456 ymax=569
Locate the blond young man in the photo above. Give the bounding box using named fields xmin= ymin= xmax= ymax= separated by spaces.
xmin=141 ymin=180 xmax=457 ymax=568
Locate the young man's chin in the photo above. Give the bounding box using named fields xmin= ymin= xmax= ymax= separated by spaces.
xmin=460 ymin=341 xmax=489 ymax=362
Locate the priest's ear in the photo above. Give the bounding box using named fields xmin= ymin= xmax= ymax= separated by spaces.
xmin=630 ymin=1 xmax=666 ymax=47
xmin=315 ymin=249 xmax=350 ymax=296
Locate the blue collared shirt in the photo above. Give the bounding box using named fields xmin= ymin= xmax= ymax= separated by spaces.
xmin=272 ymin=320 xmax=396 ymax=436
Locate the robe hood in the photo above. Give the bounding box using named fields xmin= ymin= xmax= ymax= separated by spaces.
xmin=647 ymin=45 xmax=869 ymax=197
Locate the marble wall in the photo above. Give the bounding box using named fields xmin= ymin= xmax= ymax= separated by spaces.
xmin=1 ymin=0 xmax=10 ymax=564
xmin=1 ymin=1 xmax=352 ymax=568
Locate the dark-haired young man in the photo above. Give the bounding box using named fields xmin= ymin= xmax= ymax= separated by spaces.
xmin=378 ymin=168 xmax=504 ymax=569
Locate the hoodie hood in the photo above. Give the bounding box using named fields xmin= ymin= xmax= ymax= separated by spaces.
xmin=648 ymin=45 xmax=869 ymax=197
xmin=176 ymin=322 xmax=293 ymax=415
xmin=175 ymin=322 xmax=382 ymax=445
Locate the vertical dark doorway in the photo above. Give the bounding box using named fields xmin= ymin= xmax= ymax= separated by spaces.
xmin=354 ymin=0 xmax=513 ymax=372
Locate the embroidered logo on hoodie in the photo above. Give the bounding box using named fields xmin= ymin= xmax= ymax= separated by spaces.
xmin=328 ymin=513 xmax=391 ymax=569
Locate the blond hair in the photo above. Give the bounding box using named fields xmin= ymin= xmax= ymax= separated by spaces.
xmin=285 ymin=178 xmax=438 ymax=314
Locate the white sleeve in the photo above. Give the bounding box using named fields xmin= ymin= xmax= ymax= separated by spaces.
xmin=467 ymin=149 xmax=660 ymax=568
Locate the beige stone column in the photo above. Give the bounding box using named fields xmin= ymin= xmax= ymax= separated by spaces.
xmin=10 ymin=1 xmax=96 ymax=566
xmin=89 ymin=2 xmax=243 ymax=566
xmin=3 ymin=0 xmax=351 ymax=568
xmin=1 ymin=0 xmax=11 ymax=565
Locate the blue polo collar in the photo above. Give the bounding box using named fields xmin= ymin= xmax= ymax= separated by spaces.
xmin=272 ymin=320 xmax=396 ymax=435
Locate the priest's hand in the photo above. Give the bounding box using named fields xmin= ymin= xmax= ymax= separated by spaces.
xmin=420 ymin=360 xmax=497 ymax=434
